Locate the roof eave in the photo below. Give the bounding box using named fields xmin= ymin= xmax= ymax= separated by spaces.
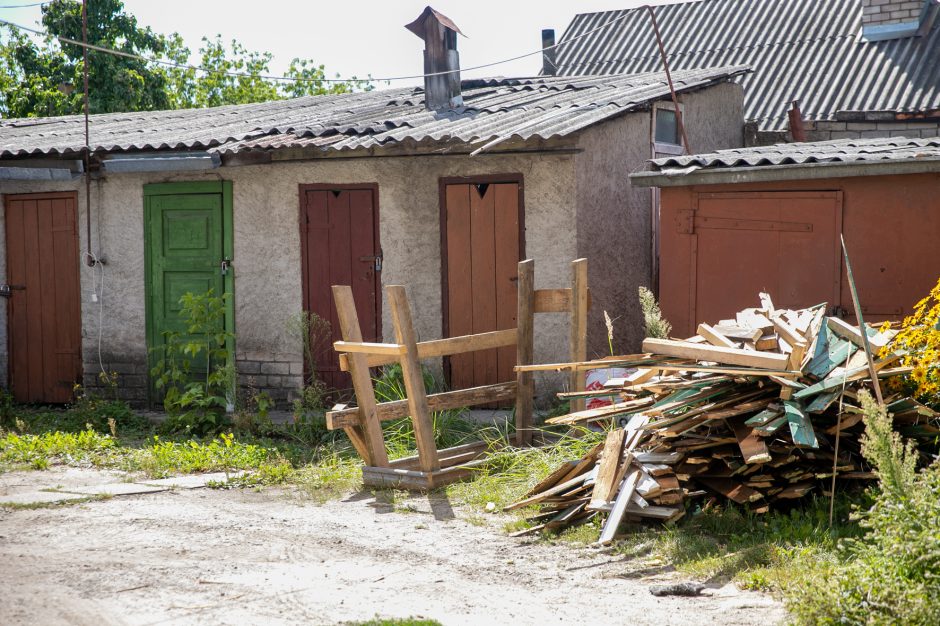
xmin=629 ymin=156 xmax=940 ymax=187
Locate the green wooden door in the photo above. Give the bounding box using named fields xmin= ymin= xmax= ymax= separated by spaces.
xmin=144 ymin=182 xmax=234 ymax=404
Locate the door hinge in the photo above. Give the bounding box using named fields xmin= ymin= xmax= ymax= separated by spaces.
xmin=0 ymin=284 xmax=25 ymax=297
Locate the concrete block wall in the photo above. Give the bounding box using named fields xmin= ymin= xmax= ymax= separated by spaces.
xmin=235 ymin=351 xmax=304 ymax=406
xmin=862 ymin=0 xmax=927 ymax=26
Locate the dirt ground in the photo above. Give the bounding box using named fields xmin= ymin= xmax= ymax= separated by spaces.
xmin=0 ymin=468 xmax=786 ymax=625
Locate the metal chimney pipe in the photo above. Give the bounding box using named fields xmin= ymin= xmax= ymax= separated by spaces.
xmin=542 ymin=29 xmax=557 ymax=76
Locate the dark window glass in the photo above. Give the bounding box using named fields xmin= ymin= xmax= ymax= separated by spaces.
xmin=655 ymin=108 xmax=679 ymax=145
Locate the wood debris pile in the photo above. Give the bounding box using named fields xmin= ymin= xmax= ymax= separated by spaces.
xmin=507 ymin=294 xmax=938 ymax=540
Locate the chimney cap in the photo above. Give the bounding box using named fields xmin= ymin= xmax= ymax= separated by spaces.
xmin=405 ymin=6 xmax=465 ymax=40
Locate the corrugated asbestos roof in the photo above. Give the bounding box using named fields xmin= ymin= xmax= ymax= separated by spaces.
xmin=650 ymin=136 xmax=940 ymax=169
xmin=0 ymin=66 xmax=746 ymax=158
xmin=553 ymin=0 xmax=940 ymax=131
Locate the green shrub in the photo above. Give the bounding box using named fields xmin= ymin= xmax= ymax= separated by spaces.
xmin=787 ymin=391 xmax=940 ymax=625
xmin=151 ymin=290 xmax=233 ymax=436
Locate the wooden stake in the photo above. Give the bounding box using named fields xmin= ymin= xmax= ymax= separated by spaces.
xmin=516 ymin=259 xmax=535 ymax=446
xmin=332 ymin=286 xmax=389 ymax=467
xmin=840 ymin=235 xmax=883 ymax=404
xmin=569 ymin=258 xmax=588 ymax=412
xmin=387 ymin=285 xmax=441 ymax=473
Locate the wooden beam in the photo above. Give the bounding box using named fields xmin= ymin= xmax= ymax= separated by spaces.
xmin=516 ymin=259 xmax=535 ymax=446
xmin=534 ymin=288 xmax=593 ymax=313
xmin=332 ymin=286 xmax=389 ymax=468
xmin=588 ymin=429 xmax=626 ymax=509
xmin=569 ymin=258 xmax=589 ymax=412
xmin=827 ymin=316 xmax=888 ymax=350
xmin=333 ymin=341 xmax=406 ymax=356
xmin=697 ymin=323 xmax=738 ymax=349
xmin=387 ymin=285 xmax=440 ymax=473
xmin=642 ymin=338 xmax=791 ymax=369
xmin=326 ymin=381 xmax=518 ymax=430
xmin=339 ymin=328 xmax=516 ymax=371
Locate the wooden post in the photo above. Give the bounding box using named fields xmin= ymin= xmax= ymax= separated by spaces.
xmin=332 ymin=286 xmax=389 ymax=468
xmin=569 ymin=258 xmax=589 ymax=412
xmin=387 ymin=285 xmax=441 ymax=473
xmin=516 ymin=260 xmax=535 ymax=446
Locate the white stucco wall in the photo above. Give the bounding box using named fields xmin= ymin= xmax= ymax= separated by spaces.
xmin=0 ymin=149 xmax=578 ymax=404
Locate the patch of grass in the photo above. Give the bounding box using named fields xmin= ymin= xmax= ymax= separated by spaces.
xmin=610 ymin=495 xmax=861 ymax=586
xmin=0 ymin=429 xmax=120 ymax=470
xmin=343 ymin=617 xmax=442 ymax=626
xmin=0 ymin=495 xmax=106 ymax=510
xmin=446 ymin=427 xmax=604 ymax=511
xmin=293 ymin=453 xmax=362 ymax=502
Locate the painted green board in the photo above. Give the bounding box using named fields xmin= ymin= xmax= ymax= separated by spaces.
xmin=745 ymin=406 xmax=783 ymax=427
xmin=144 ymin=182 xmax=234 ymax=405
xmin=805 ymin=390 xmax=840 ymax=414
xmin=754 ymin=415 xmax=788 ymax=436
xmin=806 ymin=324 xmax=857 ymax=379
xmin=784 ymin=401 xmax=819 ymax=448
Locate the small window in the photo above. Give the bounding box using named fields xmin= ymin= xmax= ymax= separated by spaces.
xmin=654 ymin=108 xmax=680 ymax=145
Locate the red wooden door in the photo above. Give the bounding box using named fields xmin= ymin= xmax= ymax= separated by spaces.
xmin=443 ymin=181 xmax=522 ymax=390
xmin=4 ymin=192 xmax=82 ymax=403
xmin=688 ymin=191 xmax=842 ymax=329
xmin=300 ymin=186 xmax=381 ymax=392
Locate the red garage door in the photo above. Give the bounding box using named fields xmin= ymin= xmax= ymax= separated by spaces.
xmin=660 ymin=191 xmax=843 ymax=335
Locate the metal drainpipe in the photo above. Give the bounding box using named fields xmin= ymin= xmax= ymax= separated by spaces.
xmin=82 ymin=0 xmax=94 ymax=267
xmin=643 ymin=5 xmax=692 ymax=155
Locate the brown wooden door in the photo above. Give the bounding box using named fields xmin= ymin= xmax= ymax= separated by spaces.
xmin=443 ymin=180 xmax=522 ymax=390
xmin=4 ymin=192 xmax=82 ymax=403
xmin=300 ymin=186 xmax=381 ymax=392
xmin=690 ymin=191 xmax=842 ymax=327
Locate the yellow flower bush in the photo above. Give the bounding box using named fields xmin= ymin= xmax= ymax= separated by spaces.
xmin=881 ymin=277 xmax=940 ymax=405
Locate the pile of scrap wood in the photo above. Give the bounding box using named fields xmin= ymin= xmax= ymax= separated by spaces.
xmin=507 ymin=294 xmax=939 ymax=541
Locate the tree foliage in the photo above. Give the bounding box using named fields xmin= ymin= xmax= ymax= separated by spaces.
xmin=0 ymin=0 xmax=368 ymax=118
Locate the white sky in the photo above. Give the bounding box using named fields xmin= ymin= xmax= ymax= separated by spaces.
xmin=1 ymin=0 xmax=685 ymax=87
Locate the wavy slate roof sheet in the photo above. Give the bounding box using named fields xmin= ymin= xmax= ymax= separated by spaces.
xmin=553 ymin=0 xmax=940 ymax=131
xmin=0 ymin=66 xmax=747 ymax=157
xmin=648 ymin=136 xmax=940 ymax=170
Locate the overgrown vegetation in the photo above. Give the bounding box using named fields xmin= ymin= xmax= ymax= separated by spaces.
xmin=287 ymin=310 xmax=333 ymax=422
xmin=639 ymin=286 xmax=672 ymax=339
xmin=151 ymin=290 xmax=233 ymax=436
xmin=784 ymin=391 xmax=940 ymax=625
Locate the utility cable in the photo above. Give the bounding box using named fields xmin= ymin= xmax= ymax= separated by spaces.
xmin=0 ymin=8 xmax=637 ymax=84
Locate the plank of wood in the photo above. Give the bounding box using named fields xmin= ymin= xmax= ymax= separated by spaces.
xmin=326 ymin=381 xmax=517 ymax=429
xmin=697 ymin=477 xmax=763 ymax=504
xmin=598 ymin=469 xmax=641 ymax=544
xmin=339 ymin=328 xmax=517 ymax=371
xmin=333 ymin=341 xmax=406 ymax=356
xmin=827 ymin=316 xmax=888 ymax=350
xmin=652 ymin=363 xmax=796 ymax=377
xmin=514 ymin=355 xmax=661 ymax=372
xmin=641 ymin=338 xmax=791 ymax=370
xmin=588 ymin=429 xmax=627 ymax=509
xmin=713 ymin=325 xmax=763 ymax=342
xmin=759 ymin=292 xmax=775 ymax=314
xmin=515 ymin=260 xmax=535 ymax=446
xmin=557 ymin=441 xmax=606 ymax=485
xmin=388 ymin=286 xmax=440 ymax=473
xmin=569 ymin=258 xmax=589 ymax=412
xmin=737 ymin=309 xmax=774 ymax=333
xmin=731 ymin=421 xmax=772 ymax=464
xmin=504 ymin=472 xmax=594 ymax=511
xmin=544 ymin=396 xmax=654 ymax=426
xmin=698 ymin=323 xmax=739 ymax=349
xmin=532 ymin=287 xmax=593 ymax=313
xmin=332 ymin=286 xmax=389 ymax=468
xmin=784 ymin=400 xmax=819 ymax=448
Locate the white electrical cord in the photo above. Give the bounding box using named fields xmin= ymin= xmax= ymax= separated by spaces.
xmin=81 ymin=250 xmax=108 ymax=386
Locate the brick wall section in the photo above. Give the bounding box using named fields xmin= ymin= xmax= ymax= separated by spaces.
xmin=862 ymin=0 xmax=926 ymax=26
xmin=235 ymin=350 xmax=304 ymax=407
xmin=82 ymin=351 xmax=303 ymax=409
xmin=747 ymin=119 xmax=940 ymax=146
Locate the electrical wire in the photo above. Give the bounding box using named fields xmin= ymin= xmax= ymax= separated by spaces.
xmin=0 ymin=2 xmax=53 ymax=8
xmin=0 ymin=8 xmax=637 ymax=84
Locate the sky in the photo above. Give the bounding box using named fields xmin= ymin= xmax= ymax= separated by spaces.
xmin=0 ymin=0 xmax=686 ymax=87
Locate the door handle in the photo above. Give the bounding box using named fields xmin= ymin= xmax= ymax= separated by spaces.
xmin=0 ymin=284 xmax=25 ymax=297
xmin=220 ymin=258 xmax=232 ymax=276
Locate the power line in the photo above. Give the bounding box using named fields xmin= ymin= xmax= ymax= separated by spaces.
xmin=0 ymin=2 xmax=51 ymax=8
xmin=0 ymin=8 xmax=636 ymax=84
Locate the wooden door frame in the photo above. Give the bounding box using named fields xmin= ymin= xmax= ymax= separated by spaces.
xmin=298 ymin=182 xmax=383 ymax=348
xmin=3 ymin=190 xmax=82 ymax=396
xmin=143 ymin=181 xmax=235 ymax=405
xmin=438 ymin=174 xmax=526 ymax=382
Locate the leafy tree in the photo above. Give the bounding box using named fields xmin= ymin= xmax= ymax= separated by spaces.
xmin=0 ymin=0 xmax=369 ymax=118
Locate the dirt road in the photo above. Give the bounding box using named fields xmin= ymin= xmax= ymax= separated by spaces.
xmin=0 ymin=469 xmax=785 ymax=625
